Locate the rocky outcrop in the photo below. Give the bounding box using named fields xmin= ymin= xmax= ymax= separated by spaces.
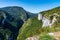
xmin=2 ymin=12 xmax=6 ymax=24
xmin=48 ymin=32 xmax=60 ymax=40
xmin=38 ymin=13 xmax=42 ymax=20
xmin=42 ymin=17 xmax=51 ymax=27
xmin=26 ymin=36 xmax=39 ymax=40
xmin=38 ymin=13 xmax=59 ymax=28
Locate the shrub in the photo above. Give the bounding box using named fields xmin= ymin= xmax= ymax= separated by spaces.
xmin=39 ymin=33 xmax=54 ymax=40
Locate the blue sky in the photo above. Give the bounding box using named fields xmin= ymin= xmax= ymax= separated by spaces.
xmin=0 ymin=0 xmax=60 ymax=13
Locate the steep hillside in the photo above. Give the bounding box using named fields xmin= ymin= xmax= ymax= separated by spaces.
xmin=17 ymin=16 xmax=55 ymax=40
xmin=0 ymin=6 xmax=37 ymax=40
xmin=17 ymin=17 xmax=42 ymax=40
xmin=40 ymin=6 xmax=60 ymax=27
xmin=17 ymin=7 xmax=60 ymax=40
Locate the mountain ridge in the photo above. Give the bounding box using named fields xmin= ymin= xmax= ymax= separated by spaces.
xmin=0 ymin=6 xmax=60 ymax=40
xmin=17 ymin=6 xmax=60 ymax=40
xmin=0 ymin=6 xmax=37 ymax=40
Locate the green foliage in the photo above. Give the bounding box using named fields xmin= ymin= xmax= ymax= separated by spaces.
xmin=17 ymin=18 xmax=55 ymax=40
xmin=17 ymin=17 xmax=59 ymax=40
xmin=0 ymin=11 xmax=4 ymax=20
xmin=41 ymin=27 xmax=55 ymax=33
xmin=0 ymin=27 xmax=11 ymax=40
xmin=40 ymin=6 xmax=60 ymax=32
xmin=1 ymin=6 xmax=60 ymax=40
xmin=40 ymin=7 xmax=60 ymax=17
xmin=0 ymin=6 xmax=37 ymax=40
xmin=17 ymin=17 xmax=42 ymax=40
xmin=39 ymin=33 xmax=54 ymax=40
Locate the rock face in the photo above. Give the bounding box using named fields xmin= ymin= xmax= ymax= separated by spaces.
xmin=38 ymin=13 xmax=59 ymax=27
xmin=48 ymin=32 xmax=60 ymax=40
xmin=26 ymin=36 xmax=39 ymax=40
xmin=2 ymin=12 xmax=6 ymax=24
xmin=42 ymin=17 xmax=51 ymax=27
xmin=38 ymin=13 xmax=42 ymax=20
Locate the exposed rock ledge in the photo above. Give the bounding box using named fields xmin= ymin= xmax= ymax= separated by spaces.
xmin=26 ymin=36 xmax=39 ymax=40
xmin=48 ymin=31 xmax=60 ymax=40
xmin=38 ymin=13 xmax=59 ymax=27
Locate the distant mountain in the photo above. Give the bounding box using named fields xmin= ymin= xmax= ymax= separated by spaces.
xmin=0 ymin=6 xmax=37 ymax=40
xmin=17 ymin=7 xmax=60 ymax=40
xmin=0 ymin=6 xmax=37 ymax=21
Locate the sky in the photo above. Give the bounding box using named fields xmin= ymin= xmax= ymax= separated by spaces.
xmin=0 ymin=0 xmax=60 ymax=13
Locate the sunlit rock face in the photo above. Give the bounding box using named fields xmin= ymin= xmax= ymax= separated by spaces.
xmin=51 ymin=13 xmax=59 ymax=25
xmin=0 ymin=11 xmax=7 ymax=25
xmin=48 ymin=32 xmax=60 ymax=40
xmin=38 ymin=13 xmax=42 ymax=20
xmin=2 ymin=12 xmax=6 ymax=24
xmin=26 ymin=36 xmax=39 ymax=40
xmin=48 ymin=32 xmax=54 ymax=36
xmin=38 ymin=13 xmax=59 ymax=27
xmin=42 ymin=16 xmax=57 ymax=27
xmin=42 ymin=17 xmax=51 ymax=27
